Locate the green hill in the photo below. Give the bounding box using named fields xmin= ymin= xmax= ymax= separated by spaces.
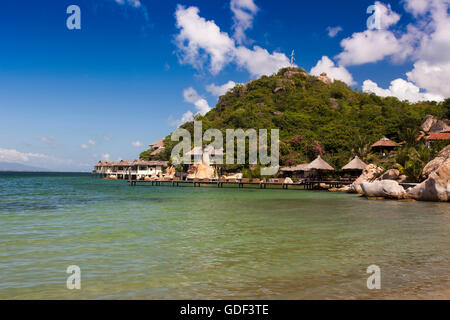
xmin=141 ymin=67 xmax=449 ymax=177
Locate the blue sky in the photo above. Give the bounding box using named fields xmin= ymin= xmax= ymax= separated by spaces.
xmin=0 ymin=0 xmax=449 ymax=171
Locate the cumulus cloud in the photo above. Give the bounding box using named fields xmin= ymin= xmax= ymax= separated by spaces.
xmin=327 ymin=26 xmax=343 ymax=38
xmin=0 ymin=147 xmax=78 ymax=170
xmin=406 ymin=61 xmax=450 ymax=98
xmin=337 ymin=30 xmax=403 ymax=66
xmin=230 ymin=0 xmax=259 ymax=44
xmin=362 ymin=78 xmax=443 ymax=102
xmin=88 ymin=139 xmax=96 ymax=146
xmin=336 ymin=2 xmax=404 ymax=66
xmin=234 ymin=46 xmax=291 ymax=77
xmin=310 ymin=56 xmax=356 ymax=86
xmin=206 ymin=81 xmax=237 ymax=96
xmin=335 ymin=0 xmax=450 ymax=100
xmin=403 ymin=0 xmax=431 ymax=16
xmin=0 ymin=148 xmax=48 ymax=163
xmin=174 ymin=5 xmax=291 ymax=77
xmin=171 ymin=87 xmax=212 ymax=127
xmin=175 ymin=5 xmax=235 ymax=74
xmin=131 ymin=141 xmax=143 ymax=147
xmin=81 ymin=144 xmax=88 ymax=149
xmin=183 ymin=87 xmax=211 ymax=115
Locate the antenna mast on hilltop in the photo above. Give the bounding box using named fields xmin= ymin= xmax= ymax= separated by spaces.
xmin=290 ymin=50 xmax=295 ymax=68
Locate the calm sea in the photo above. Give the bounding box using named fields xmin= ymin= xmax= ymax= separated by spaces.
xmin=0 ymin=172 xmax=448 ymax=299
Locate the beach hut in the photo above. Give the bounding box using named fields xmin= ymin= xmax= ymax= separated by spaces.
xmin=342 ymin=156 xmax=367 ymax=171
xmin=371 ymin=137 xmax=398 ymax=155
xmin=342 ymin=156 xmax=367 ymax=180
xmin=306 ymin=155 xmax=334 ymax=179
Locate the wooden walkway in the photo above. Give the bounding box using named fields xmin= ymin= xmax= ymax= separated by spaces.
xmin=127 ymin=179 xmax=354 ymax=190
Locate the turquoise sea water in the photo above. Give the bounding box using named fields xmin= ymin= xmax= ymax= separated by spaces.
xmin=0 ymin=172 xmax=448 ymax=299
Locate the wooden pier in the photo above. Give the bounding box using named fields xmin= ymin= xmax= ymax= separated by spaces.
xmin=127 ymin=178 xmax=354 ymax=190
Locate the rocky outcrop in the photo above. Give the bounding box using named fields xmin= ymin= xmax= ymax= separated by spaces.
xmin=283 ymin=69 xmax=308 ymax=79
xmin=360 ymin=180 xmax=406 ymax=200
xmin=378 ymin=169 xmax=400 ymax=181
xmin=222 ymin=173 xmax=243 ymax=180
xmin=273 ymin=87 xmax=285 ymax=93
xmin=165 ymin=166 xmax=176 ymax=179
xmin=284 ymin=177 xmax=293 ymax=184
xmin=397 ymin=175 xmax=410 ymax=183
xmin=317 ymin=72 xmax=332 ymax=85
xmin=422 ymin=144 xmax=450 ymax=179
xmin=348 ymin=164 xmax=385 ymax=194
xmin=407 ymin=157 xmax=450 ymax=202
xmin=420 ymin=115 xmax=450 ymax=133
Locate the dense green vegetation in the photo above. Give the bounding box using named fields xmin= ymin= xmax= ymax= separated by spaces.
xmin=141 ymin=67 xmax=449 ymax=181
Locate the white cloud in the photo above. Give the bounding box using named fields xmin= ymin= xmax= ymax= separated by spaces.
xmin=206 ymin=81 xmax=237 ymax=96
xmin=0 ymin=148 xmax=48 ymax=163
xmin=335 ymin=2 xmax=404 ymax=66
xmin=234 ymin=46 xmax=291 ymax=77
xmin=114 ymin=0 xmax=142 ymax=9
xmin=81 ymin=144 xmax=88 ymax=149
xmin=88 ymin=139 xmax=96 ymax=146
xmin=403 ymin=0 xmax=431 ymax=16
xmin=101 ymin=153 xmax=111 ymax=160
xmin=0 ymin=147 xmax=79 ymax=170
xmin=183 ymin=87 xmax=211 ymax=115
xmin=40 ymin=136 xmax=56 ymax=146
xmin=174 ymin=5 xmax=291 ymax=77
xmin=327 ymin=26 xmax=343 ymax=38
xmin=362 ymin=78 xmax=443 ymax=102
xmin=336 ymin=30 xmax=403 ymax=66
xmin=310 ymin=56 xmax=356 ymax=86
xmin=171 ymin=87 xmax=211 ymax=127
xmin=406 ymin=61 xmax=450 ymax=98
xmin=230 ymin=0 xmax=259 ymax=44
xmin=376 ymin=1 xmax=401 ymax=29
xmin=175 ymin=5 xmax=235 ymax=74
xmin=169 ymin=110 xmax=194 ymax=127
xmin=132 ymin=141 xmax=144 ymax=147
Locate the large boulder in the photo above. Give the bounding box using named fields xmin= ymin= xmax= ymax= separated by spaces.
xmin=420 ymin=115 xmax=450 ymax=133
xmin=378 ymin=169 xmax=400 ymax=180
xmin=348 ymin=164 xmax=385 ymax=194
xmin=360 ymin=180 xmax=406 ymax=200
xmin=317 ymin=72 xmax=332 ymax=85
xmin=422 ymin=144 xmax=450 ymax=179
xmin=407 ymin=155 xmax=450 ymax=202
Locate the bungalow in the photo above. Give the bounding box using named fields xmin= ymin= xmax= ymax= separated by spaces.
xmin=371 ymin=137 xmax=398 ymax=155
xmin=149 ymin=139 xmax=165 ymax=157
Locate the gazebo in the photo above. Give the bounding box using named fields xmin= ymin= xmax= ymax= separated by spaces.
xmin=342 ymin=156 xmax=367 ymax=180
xmin=306 ymin=155 xmax=334 ymax=179
xmin=371 ymin=137 xmax=398 ymax=155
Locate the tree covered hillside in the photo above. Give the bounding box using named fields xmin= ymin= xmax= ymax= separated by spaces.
xmin=141 ymin=67 xmax=448 ymax=172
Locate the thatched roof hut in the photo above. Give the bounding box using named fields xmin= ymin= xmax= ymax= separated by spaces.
xmin=371 ymin=137 xmax=398 ymax=148
xmin=131 ymin=160 xmax=168 ymax=167
xmin=307 ymin=156 xmax=334 ymax=171
xmin=342 ymin=156 xmax=367 ymax=171
xmin=149 ymin=139 xmax=164 ymax=148
xmin=151 ymin=146 xmax=165 ymax=156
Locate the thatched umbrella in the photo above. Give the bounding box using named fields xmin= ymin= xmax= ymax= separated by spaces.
xmin=342 ymin=156 xmax=367 ymax=171
xmin=307 ymin=156 xmax=334 ymax=171
xmin=307 ymin=156 xmax=334 ymax=179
